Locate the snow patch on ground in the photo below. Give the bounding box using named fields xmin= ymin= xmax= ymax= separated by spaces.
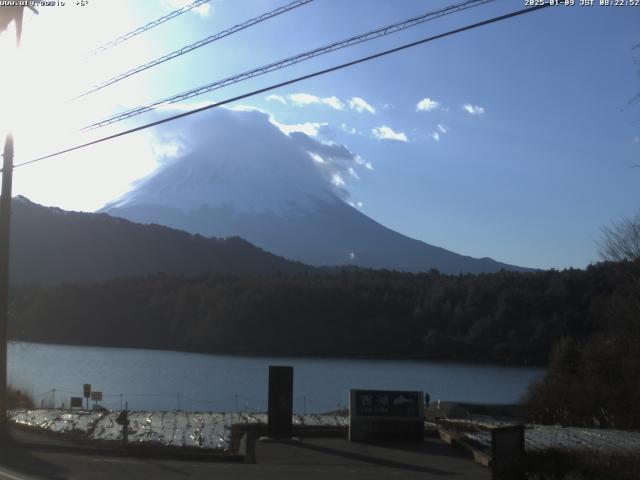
xmin=9 ymin=410 xmax=347 ymax=451
xmin=16 ymin=409 xmax=636 ymax=454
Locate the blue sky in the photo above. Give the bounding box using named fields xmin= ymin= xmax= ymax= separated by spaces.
xmin=0 ymin=0 xmax=638 ymax=270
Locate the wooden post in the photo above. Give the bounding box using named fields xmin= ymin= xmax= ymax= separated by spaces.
xmin=123 ymin=401 xmax=129 ymax=446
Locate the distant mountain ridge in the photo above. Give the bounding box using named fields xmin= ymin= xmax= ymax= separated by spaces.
xmin=102 ymin=108 xmax=529 ymax=274
xmin=107 ymin=200 xmax=525 ymax=274
xmin=8 ymin=196 xmax=311 ymax=285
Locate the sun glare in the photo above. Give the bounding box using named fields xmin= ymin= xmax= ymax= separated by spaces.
xmin=0 ymin=2 xmax=164 ymax=210
xmin=0 ymin=2 xmax=152 ymax=157
xmin=0 ymin=17 xmax=58 ymax=152
xmin=0 ymin=26 xmax=23 ymax=138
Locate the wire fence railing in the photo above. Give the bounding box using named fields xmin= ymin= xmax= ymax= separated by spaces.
xmin=28 ymin=388 xmax=345 ymax=415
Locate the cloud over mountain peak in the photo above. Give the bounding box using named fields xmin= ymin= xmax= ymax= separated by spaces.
xmin=107 ymin=107 xmax=367 ymax=214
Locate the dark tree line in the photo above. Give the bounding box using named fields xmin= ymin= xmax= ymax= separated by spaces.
xmin=522 ymin=226 xmax=640 ymax=429
xmin=8 ymin=261 xmax=639 ymax=367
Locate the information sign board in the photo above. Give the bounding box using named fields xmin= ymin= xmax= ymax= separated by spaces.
xmin=354 ymin=390 xmax=421 ymax=417
xmin=349 ymin=389 xmax=424 ymax=443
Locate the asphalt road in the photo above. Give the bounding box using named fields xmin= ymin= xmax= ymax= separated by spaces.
xmin=0 ymin=429 xmax=489 ymax=479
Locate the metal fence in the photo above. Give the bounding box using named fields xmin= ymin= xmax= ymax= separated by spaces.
xmin=30 ymin=389 xmax=344 ymax=414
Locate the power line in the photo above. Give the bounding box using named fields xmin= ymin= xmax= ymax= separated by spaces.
xmin=81 ymin=0 xmax=497 ymax=131
xmin=10 ymin=3 xmax=552 ymax=171
xmin=81 ymin=0 xmax=492 ymax=130
xmin=88 ymin=0 xmax=210 ymax=56
xmin=73 ymin=0 xmax=314 ymax=101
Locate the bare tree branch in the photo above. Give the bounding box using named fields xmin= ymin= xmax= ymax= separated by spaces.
xmin=598 ymin=213 xmax=640 ymax=262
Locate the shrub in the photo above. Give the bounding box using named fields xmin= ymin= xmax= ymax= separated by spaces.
xmin=7 ymin=386 xmax=33 ymax=409
xmin=523 ymin=449 xmax=640 ymax=480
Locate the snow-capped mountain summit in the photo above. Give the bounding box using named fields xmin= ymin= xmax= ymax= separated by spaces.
xmin=103 ymin=108 xmax=526 ymax=273
xmin=106 ymin=112 xmax=338 ymax=216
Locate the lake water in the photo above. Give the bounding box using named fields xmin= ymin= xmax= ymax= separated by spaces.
xmin=8 ymin=342 xmax=545 ymax=413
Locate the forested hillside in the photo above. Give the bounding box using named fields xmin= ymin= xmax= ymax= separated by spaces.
xmin=9 ymin=196 xmax=312 ymax=284
xmin=10 ymin=261 xmax=638 ymax=365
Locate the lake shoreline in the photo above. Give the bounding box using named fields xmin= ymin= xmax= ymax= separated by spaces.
xmin=9 ymin=341 xmax=545 ymax=412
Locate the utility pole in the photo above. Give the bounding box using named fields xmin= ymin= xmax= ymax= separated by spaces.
xmin=0 ymin=4 xmax=36 ymax=438
xmin=0 ymin=134 xmax=14 ymax=437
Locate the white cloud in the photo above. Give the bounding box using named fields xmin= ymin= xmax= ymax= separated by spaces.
xmin=271 ymin=119 xmax=328 ymax=137
xmin=463 ymin=103 xmax=485 ymax=115
xmin=322 ymin=96 xmax=345 ymax=110
xmin=308 ymin=152 xmax=325 ymax=164
xmin=331 ymin=173 xmax=346 ymax=187
xmin=226 ymin=104 xmax=266 ymax=113
xmin=286 ymin=93 xmax=345 ymax=110
xmin=160 ymin=107 xmax=372 ymax=202
xmin=287 ymin=127 xmax=372 ymax=200
xmin=372 ymin=125 xmax=408 ymax=142
xmin=416 ymin=97 xmax=440 ymax=112
xmin=289 ymin=93 xmax=320 ymax=106
xmin=634 ymin=136 xmax=639 ymax=144
xmin=428 ymin=123 xmax=448 ymax=142
xmin=355 ymin=155 xmax=375 ymax=171
xmin=340 ymin=123 xmax=357 ymax=135
xmin=349 ymin=97 xmax=376 ymax=114
xmin=145 ymin=108 xmax=371 ymax=204
xmin=266 ymin=94 xmax=287 ymax=105
xmin=152 ymin=141 xmax=181 ymax=159
xmin=194 ymin=3 xmax=211 ymax=16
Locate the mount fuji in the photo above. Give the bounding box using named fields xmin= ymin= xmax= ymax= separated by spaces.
xmin=102 ymin=108 xmax=526 ymax=274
